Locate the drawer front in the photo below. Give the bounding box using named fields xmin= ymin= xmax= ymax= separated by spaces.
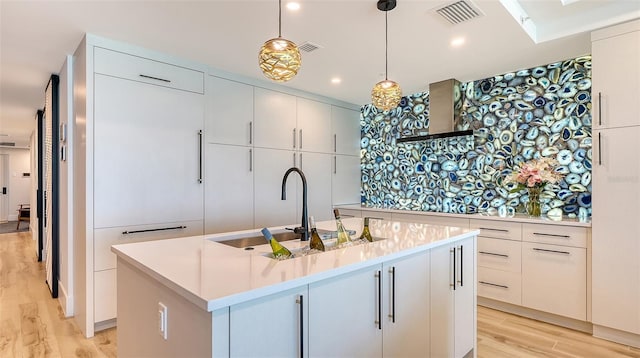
xmin=94 ymin=269 xmax=117 ymax=323
xmin=362 ymin=210 xmax=392 ymax=221
xmin=523 ymin=223 xmax=587 ymax=248
xmin=470 ymin=219 xmax=522 ymax=241
xmin=478 ymin=267 xmax=522 ymax=306
xmin=94 ymin=220 xmax=203 ymax=271
xmin=94 ymin=47 xmax=204 ymax=93
xmin=394 ymin=213 xmax=469 ymax=229
xmin=477 ymin=237 xmax=522 ymax=272
xmin=337 ymin=209 xmax=362 ymax=219
xmin=522 ymin=242 xmax=587 ymax=321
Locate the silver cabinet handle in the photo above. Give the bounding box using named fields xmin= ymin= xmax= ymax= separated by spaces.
xmin=532 ymin=247 xmax=571 ymax=255
xmin=598 ymin=132 xmax=602 ymax=166
xmin=479 ymin=227 xmax=508 ymax=233
xmin=293 ymin=128 xmax=296 ymax=149
xmin=293 ymin=152 xmax=296 ymax=166
xmin=198 ymin=130 xmax=203 ymax=183
xmin=375 ymin=270 xmax=382 ymax=329
xmin=459 ymin=245 xmax=464 ymax=287
xmin=139 ymin=74 xmax=170 ymax=83
xmin=533 ymin=232 xmax=570 ymax=239
xmin=388 ymin=266 xmax=396 ymax=323
xmin=334 ymin=134 xmax=337 ymax=153
xmin=598 ymin=92 xmax=602 ymax=126
xmin=479 ymin=251 xmax=509 ymax=258
xmin=122 ymin=225 xmax=186 ymax=235
xmin=296 ymin=295 xmax=304 ymax=358
xmin=299 ymin=129 xmax=303 ymax=150
xmin=333 ymin=156 xmax=337 ymax=174
xmin=451 ymin=247 xmax=456 ymax=290
xmin=300 ymin=153 xmax=303 ymax=168
xmin=479 ymin=281 xmax=509 ymax=289
xmin=249 ymin=121 xmax=253 ymax=145
xmin=249 ymin=149 xmax=253 ymax=172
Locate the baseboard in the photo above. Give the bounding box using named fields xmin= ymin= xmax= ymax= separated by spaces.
xmin=7 ymin=214 xmax=18 ymax=221
xmin=478 ymin=297 xmax=593 ymax=333
xmin=58 ymin=280 xmax=74 ymax=317
xmin=95 ymin=318 xmax=117 ymax=332
xmin=593 ymin=324 xmax=640 ymax=348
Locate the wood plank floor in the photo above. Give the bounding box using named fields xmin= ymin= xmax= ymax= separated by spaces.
xmin=1 ymin=230 xmax=639 ymax=357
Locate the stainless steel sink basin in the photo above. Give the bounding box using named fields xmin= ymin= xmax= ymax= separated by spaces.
xmin=217 ymin=229 xmax=347 ymax=249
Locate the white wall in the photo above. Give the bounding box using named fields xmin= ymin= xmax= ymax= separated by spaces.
xmin=0 ymin=147 xmax=31 ymax=221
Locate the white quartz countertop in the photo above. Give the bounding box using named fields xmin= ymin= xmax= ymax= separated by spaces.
xmin=337 ymin=204 xmax=591 ymax=228
xmin=111 ymin=218 xmax=478 ymax=312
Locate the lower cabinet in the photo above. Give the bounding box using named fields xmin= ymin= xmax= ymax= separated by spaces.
xmin=230 ymin=286 xmax=308 ymax=357
xmin=94 ymin=269 xmax=117 ymax=323
xmin=430 ymin=236 xmax=475 ymax=358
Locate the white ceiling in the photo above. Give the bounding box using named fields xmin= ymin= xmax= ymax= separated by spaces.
xmin=1 ymin=0 xmax=639 ymax=148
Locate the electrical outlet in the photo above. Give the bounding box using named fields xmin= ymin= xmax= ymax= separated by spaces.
xmin=158 ymin=302 xmax=168 ymax=340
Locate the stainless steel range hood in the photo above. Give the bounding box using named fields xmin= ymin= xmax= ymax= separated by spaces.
xmin=397 ymin=79 xmax=473 ymax=143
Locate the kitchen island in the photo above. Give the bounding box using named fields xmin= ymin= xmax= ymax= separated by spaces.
xmin=111 ymin=218 xmax=479 ymax=357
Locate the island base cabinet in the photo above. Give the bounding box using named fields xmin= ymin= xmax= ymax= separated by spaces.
xmin=229 ymin=286 xmax=308 ymax=358
xmin=308 ymin=266 xmax=383 ymax=358
xmin=117 ymin=259 xmax=230 ymax=358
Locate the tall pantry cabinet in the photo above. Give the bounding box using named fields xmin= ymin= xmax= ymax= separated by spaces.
xmin=591 ymin=19 xmax=640 ymax=347
xmin=73 ymin=35 xmax=206 ymax=337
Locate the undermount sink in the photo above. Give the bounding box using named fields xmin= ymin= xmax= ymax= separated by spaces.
xmin=217 ymin=229 xmax=345 ymax=249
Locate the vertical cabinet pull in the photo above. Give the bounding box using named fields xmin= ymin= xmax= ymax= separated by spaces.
xmin=333 ymin=156 xmax=337 ymax=174
xmin=300 ymin=153 xmax=303 ymax=169
xmin=334 ymin=134 xmax=337 ymax=153
xmin=389 ymin=266 xmax=396 ymax=323
xmin=459 ymin=245 xmax=464 ymax=287
xmin=375 ymin=271 xmax=382 ymax=329
xmin=293 ymin=128 xmax=297 ymax=149
xmin=198 ymin=130 xmax=203 ymax=183
xmin=296 ymin=295 xmax=304 ymax=358
xmin=598 ymin=92 xmax=602 ymax=126
xmin=249 ymin=121 xmax=253 ymax=145
xmin=249 ymin=149 xmax=253 ymax=172
xmin=299 ymin=129 xmax=303 ymax=150
xmin=451 ymin=248 xmax=456 ymax=290
xmin=598 ymin=132 xmax=602 ymax=166
xmin=293 ymin=153 xmax=296 ymax=167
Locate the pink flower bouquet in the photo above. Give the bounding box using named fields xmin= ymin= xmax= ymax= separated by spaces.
xmin=506 ymin=157 xmax=564 ymax=191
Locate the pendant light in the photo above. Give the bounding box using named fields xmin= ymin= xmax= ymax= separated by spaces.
xmin=371 ymin=0 xmax=402 ymax=111
xmin=259 ymin=0 xmax=301 ymax=82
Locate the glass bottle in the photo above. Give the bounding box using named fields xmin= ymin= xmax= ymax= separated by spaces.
xmin=333 ymin=209 xmax=351 ymax=245
xmin=261 ymin=228 xmax=292 ymax=259
xmin=308 ymin=216 xmax=326 ymax=252
xmin=359 ymin=217 xmax=373 ymax=242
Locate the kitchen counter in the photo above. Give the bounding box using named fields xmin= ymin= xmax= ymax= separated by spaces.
xmin=111 ymin=217 xmax=478 ymax=312
xmin=336 ymin=204 xmax=592 ymax=227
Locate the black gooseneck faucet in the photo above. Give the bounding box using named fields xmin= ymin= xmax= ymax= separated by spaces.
xmin=281 ymin=167 xmax=309 ymax=241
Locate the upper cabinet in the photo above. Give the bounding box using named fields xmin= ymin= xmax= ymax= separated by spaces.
xmin=206 ymin=76 xmax=253 ymax=145
xmin=253 ymin=87 xmax=297 ymax=150
xmin=296 ymin=97 xmax=332 ymax=153
xmin=591 ymin=20 xmax=640 ymax=129
xmin=332 ymin=106 xmax=361 ymax=156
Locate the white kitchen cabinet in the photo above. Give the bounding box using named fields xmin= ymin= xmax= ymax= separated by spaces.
xmin=430 ymin=236 xmax=475 ymax=358
xmin=478 ymin=267 xmax=522 ymax=306
xmin=230 ymin=286 xmax=308 ymax=357
xmin=297 ymin=97 xmax=332 ymax=153
xmin=94 ymin=269 xmax=117 ymax=323
xmin=332 ymin=105 xmax=361 ymax=156
xmin=470 ymin=219 xmax=522 ymax=241
xmin=299 ymin=152 xmax=333 ymax=222
xmin=332 ymin=154 xmax=361 ymax=206
xmin=591 ymin=20 xmax=640 ymax=129
xmin=93 ymin=74 xmax=204 ymax=229
xmin=206 ymin=76 xmax=253 ymax=145
xmin=393 ymin=212 xmax=470 ymax=229
xmin=253 ymin=87 xmax=297 ymax=150
xmin=382 ymin=252 xmax=430 ymax=357
xmin=309 ymin=266 xmax=383 ymax=358
xmin=477 ymin=237 xmax=521 ymax=273
xmin=205 ymin=144 xmax=254 ymax=234
xmin=254 ymin=148 xmax=298 ymax=228
xmin=522 ymin=242 xmax=587 ymax=321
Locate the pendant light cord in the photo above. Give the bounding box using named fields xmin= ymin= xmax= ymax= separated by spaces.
xmin=385 ymin=10 xmax=388 ymax=81
xmin=278 ymin=0 xmax=282 ymax=37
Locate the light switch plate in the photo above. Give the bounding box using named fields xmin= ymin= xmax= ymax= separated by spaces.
xmin=158 ymin=302 xmax=168 ymax=340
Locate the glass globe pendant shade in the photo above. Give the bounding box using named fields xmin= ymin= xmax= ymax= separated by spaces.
xmin=259 ymin=37 xmax=301 ymax=82
xmin=371 ymin=79 xmax=402 ymax=111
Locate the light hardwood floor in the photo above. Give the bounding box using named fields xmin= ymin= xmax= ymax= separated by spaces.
xmin=1 ymin=231 xmax=639 ymax=357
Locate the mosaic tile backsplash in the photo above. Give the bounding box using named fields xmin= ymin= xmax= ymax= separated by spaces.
xmin=360 ymin=56 xmax=592 ymax=217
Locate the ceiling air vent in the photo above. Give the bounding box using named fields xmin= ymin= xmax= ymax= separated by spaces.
xmin=435 ymin=0 xmax=483 ymax=25
xmin=298 ymin=41 xmax=322 ymax=53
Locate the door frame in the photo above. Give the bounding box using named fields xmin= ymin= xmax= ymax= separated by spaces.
xmin=0 ymin=154 xmax=8 ymax=223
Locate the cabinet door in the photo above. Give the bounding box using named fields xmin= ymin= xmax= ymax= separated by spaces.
xmin=254 ymin=87 xmax=297 ymax=150
xmin=332 ymin=106 xmax=361 ymax=156
xmin=454 ymin=237 xmax=475 ymax=358
xmin=332 ymin=155 xmax=361 ymax=205
xmin=297 ymin=98 xmax=332 ymax=153
xmin=430 ymin=243 xmax=455 ymax=358
xmin=230 ymin=286 xmax=307 ymax=357
xmin=522 ymin=242 xmax=586 ymax=321
xmin=592 ymin=127 xmax=640 ymax=333
xmin=382 ymin=252 xmax=430 ymax=358
xmin=309 ymin=266 xmax=383 ymax=358
xmin=206 ymin=76 xmax=253 ymax=145
xmin=94 ymin=74 xmax=204 ymax=228
xmin=299 ymin=152 xmax=333 ymax=222
xmin=205 ymin=144 xmax=254 ymax=234
xmin=592 ymin=29 xmax=640 ymax=129
xmin=254 ymin=148 xmax=297 ymax=228
xmin=94 ymin=269 xmax=117 ymax=323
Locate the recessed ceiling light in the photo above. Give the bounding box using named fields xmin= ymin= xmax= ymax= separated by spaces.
xmin=287 ymin=2 xmax=300 ymax=11
xmin=451 ymin=37 xmax=465 ymax=47
xmin=331 ymin=77 xmax=342 ymax=84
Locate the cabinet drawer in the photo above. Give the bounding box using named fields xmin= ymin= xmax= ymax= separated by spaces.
xmin=470 ymin=219 xmax=522 ymax=241
xmin=94 ymin=269 xmax=117 ymax=323
xmin=362 ymin=210 xmax=392 ymax=221
xmin=94 ymin=221 xmax=203 ymax=271
xmin=478 ymin=267 xmax=522 ymax=306
xmin=523 ymin=224 xmax=587 ymax=248
xmin=522 ymin=242 xmax=587 ymax=321
xmin=477 ymin=237 xmax=521 ymax=272
xmin=394 ymin=213 xmax=469 ymax=229
xmin=94 ymin=47 xmax=204 ymax=93
xmin=336 ymin=208 xmax=362 ymax=218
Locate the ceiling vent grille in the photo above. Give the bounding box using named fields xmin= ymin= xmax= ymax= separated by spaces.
xmin=298 ymin=41 xmax=322 ymax=53
xmin=436 ymin=0 xmax=483 ymax=25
